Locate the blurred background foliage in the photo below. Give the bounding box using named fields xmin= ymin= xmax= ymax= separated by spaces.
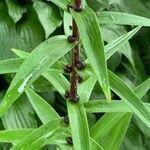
xmin=0 ymin=0 xmax=149 ymax=149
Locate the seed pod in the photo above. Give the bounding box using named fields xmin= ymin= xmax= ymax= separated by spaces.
xmin=64 ymin=64 xmax=73 ymax=73
xmin=66 ymin=136 xmax=73 ymax=145
xmin=76 ymin=61 xmax=86 ymax=70
xmin=70 ymin=95 xmax=80 ymax=103
xmin=73 ymin=4 xmax=82 ymax=12
xmin=63 ymin=115 xmax=69 ymax=124
xmin=64 ymin=91 xmax=70 ymax=99
xmin=78 ymin=74 xmax=83 ymax=83
xmin=67 ymin=35 xmax=77 ymax=43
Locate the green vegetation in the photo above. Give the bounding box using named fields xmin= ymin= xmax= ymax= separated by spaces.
xmin=0 ymin=0 xmax=150 ymax=149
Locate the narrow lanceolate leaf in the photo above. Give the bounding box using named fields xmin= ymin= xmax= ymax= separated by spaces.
xmin=90 ymin=113 xmax=126 ymax=141
xmin=11 ymin=118 xmax=65 ymax=150
xmin=97 ymin=11 xmax=150 ymax=26
xmin=0 ymin=35 xmax=76 ymax=117
xmin=67 ymin=101 xmax=91 ymax=150
xmin=43 ymin=70 xmax=91 ymax=150
xmin=85 ymin=100 xmax=150 ymax=113
xmin=105 ymin=26 xmax=141 ymax=59
xmin=11 ymin=48 xmax=29 ymax=58
xmin=71 ymin=7 xmax=111 ymax=101
xmin=91 ymin=138 xmax=104 ymax=150
xmin=0 ymin=58 xmax=23 ymax=74
xmin=63 ymin=12 xmax=72 ymax=36
xmin=43 ymin=70 xmax=69 ymax=95
xmin=85 ymin=77 xmax=150 ymax=113
xmin=100 ymin=113 xmax=132 ymax=150
xmin=0 ymin=129 xmax=34 ymax=144
xmin=25 ymin=87 xmax=59 ymax=124
xmin=109 ymin=71 xmax=150 ymax=128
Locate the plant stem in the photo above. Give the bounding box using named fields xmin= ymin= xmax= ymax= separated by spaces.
xmin=70 ymin=19 xmax=80 ymax=100
xmin=74 ymin=0 xmax=81 ymax=5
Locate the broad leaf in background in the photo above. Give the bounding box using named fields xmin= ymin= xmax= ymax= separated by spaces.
xmin=0 ymin=1 xmax=44 ymax=60
xmin=6 ymin=0 xmax=27 ymax=22
xmin=0 ymin=36 xmax=76 ymax=117
xmin=33 ymin=1 xmax=62 ymax=38
xmin=97 ymin=11 xmax=150 ymax=26
xmin=1 ymin=94 xmax=37 ymax=129
xmin=71 ymin=7 xmax=111 ymax=101
xmin=101 ymin=24 xmax=135 ymax=67
xmin=114 ymin=0 xmax=150 ymax=18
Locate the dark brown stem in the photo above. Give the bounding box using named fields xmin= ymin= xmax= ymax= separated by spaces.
xmin=69 ymin=20 xmax=80 ymax=101
xmin=74 ymin=0 xmax=81 ymax=5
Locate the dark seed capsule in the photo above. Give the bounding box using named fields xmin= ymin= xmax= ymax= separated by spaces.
xmin=70 ymin=95 xmax=80 ymax=103
xmin=64 ymin=64 xmax=73 ymax=73
xmin=76 ymin=61 xmax=86 ymax=70
xmin=67 ymin=35 xmax=77 ymax=43
xmin=73 ymin=4 xmax=82 ymax=12
xmin=66 ymin=136 xmax=73 ymax=145
xmin=63 ymin=115 xmax=69 ymax=124
xmin=78 ymin=74 xmax=83 ymax=83
xmin=64 ymin=91 xmax=70 ymax=99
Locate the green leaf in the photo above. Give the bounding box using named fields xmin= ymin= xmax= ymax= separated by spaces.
xmin=0 ymin=129 xmax=34 ymax=144
xmin=11 ymin=49 xmax=29 ymax=58
xmin=0 ymin=26 xmax=140 ymax=75
xmin=63 ymin=12 xmax=72 ymax=36
xmin=67 ymin=101 xmax=91 ymax=150
xmin=90 ymin=113 xmax=126 ymax=141
xmin=25 ymin=87 xmax=59 ymax=124
xmin=43 ymin=71 xmax=91 ymax=150
xmin=6 ymin=0 xmax=27 ymax=22
xmin=85 ymin=100 xmax=150 ymax=113
xmin=33 ymin=1 xmax=62 ymax=38
xmin=90 ymin=138 xmax=104 ymax=150
xmin=48 ymin=0 xmax=70 ymax=11
xmin=85 ymin=77 xmax=150 ymax=112
xmin=11 ymin=118 xmax=66 ymax=150
xmin=71 ymin=7 xmax=111 ymax=101
xmin=109 ymin=71 xmax=150 ymax=128
xmin=0 ymin=58 xmax=23 ymax=74
xmin=0 ymin=2 xmax=44 ymax=60
xmin=99 ymin=113 xmax=132 ymax=150
xmin=1 ymin=94 xmax=37 ymax=129
xmin=78 ymin=76 xmax=97 ymax=103
xmin=43 ymin=70 xmax=69 ymax=95
xmin=97 ymin=11 xmax=150 ymax=26
xmin=0 ymin=35 xmax=76 ymax=117
xmin=105 ymin=26 xmax=141 ymax=59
